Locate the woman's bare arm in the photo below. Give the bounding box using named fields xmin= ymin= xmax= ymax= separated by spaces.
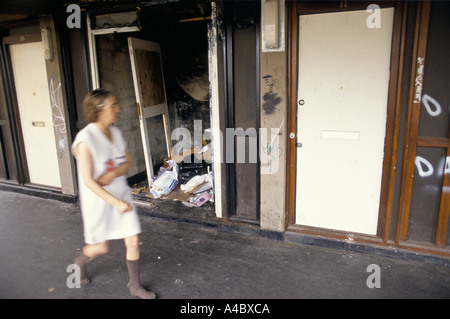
xmin=75 ymin=142 xmax=132 ymax=213
xmin=97 ymin=150 xmax=133 ymax=186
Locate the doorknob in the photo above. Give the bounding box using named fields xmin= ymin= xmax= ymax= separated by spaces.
xmin=297 ymin=142 xmax=303 ymax=148
xmin=298 ymin=99 xmax=305 ymax=106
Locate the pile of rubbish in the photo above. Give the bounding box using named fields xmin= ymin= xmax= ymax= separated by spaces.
xmin=132 ymin=146 xmax=213 ymax=207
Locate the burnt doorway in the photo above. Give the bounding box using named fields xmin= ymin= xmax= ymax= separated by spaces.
xmin=84 ymin=2 xmax=217 ymax=215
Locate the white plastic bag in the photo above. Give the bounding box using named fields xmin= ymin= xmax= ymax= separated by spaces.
xmin=180 ymin=174 xmax=208 ymax=193
xmin=180 ymin=167 xmax=213 ymax=194
xmin=150 ymin=160 xmax=179 ymax=198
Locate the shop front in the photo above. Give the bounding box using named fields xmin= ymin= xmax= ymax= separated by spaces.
xmin=0 ymin=0 xmax=448 ymax=259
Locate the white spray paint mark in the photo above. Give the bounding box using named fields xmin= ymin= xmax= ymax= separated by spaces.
xmin=422 ymin=94 xmax=442 ymax=117
xmin=415 ymin=156 xmax=434 ymax=177
xmin=413 ymin=57 xmax=425 ymax=104
xmin=49 ymin=77 xmax=67 ymax=159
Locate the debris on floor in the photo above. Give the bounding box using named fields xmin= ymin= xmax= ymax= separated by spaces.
xmin=131 ymin=185 xmax=148 ymax=195
xmin=131 ymin=147 xmax=214 ymax=208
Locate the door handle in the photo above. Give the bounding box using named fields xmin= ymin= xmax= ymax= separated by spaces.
xmin=32 ymin=121 xmax=45 ymax=127
xmin=297 ymin=142 xmax=303 ymax=148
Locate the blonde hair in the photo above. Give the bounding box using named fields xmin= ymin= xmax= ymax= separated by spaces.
xmin=82 ymin=88 xmax=114 ymax=123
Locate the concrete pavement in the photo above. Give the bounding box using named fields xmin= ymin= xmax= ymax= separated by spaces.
xmin=0 ymin=190 xmax=449 ymax=300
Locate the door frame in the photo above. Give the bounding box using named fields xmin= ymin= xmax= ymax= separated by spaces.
xmin=2 ymin=32 xmax=46 ymax=186
xmin=0 ymin=33 xmax=32 ymax=185
xmin=221 ymin=0 xmax=261 ymax=221
xmin=286 ymin=1 xmax=405 ymax=244
xmin=395 ymin=1 xmax=450 ymax=249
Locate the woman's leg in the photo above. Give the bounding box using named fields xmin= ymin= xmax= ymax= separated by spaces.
xmin=124 ymin=235 xmax=156 ymax=299
xmin=74 ymin=242 xmax=109 ymax=285
xmin=124 ymin=234 xmax=140 ymax=261
xmin=83 ymin=242 xmax=109 ymax=259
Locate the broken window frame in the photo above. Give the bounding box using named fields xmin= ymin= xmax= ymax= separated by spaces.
xmin=86 ymin=12 xmax=140 ymax=88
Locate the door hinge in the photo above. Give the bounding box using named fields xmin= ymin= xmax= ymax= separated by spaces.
xmin=136 ymin=102 xmax=141 ymax=119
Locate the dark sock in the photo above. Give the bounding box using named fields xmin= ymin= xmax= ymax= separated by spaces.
xmin=74 ymin=253 xmax=91 ymax=285
xmin=126 ymin=259 xmax=156 ymax=299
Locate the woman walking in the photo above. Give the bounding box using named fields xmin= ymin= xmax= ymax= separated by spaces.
xmin=72 ymin=89 xmax=156 ymax=299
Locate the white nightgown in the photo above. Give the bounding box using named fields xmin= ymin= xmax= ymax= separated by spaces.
xmin=72 ymin=123 xmax=142 ymax=244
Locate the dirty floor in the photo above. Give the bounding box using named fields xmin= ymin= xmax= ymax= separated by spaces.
xmin=0 ymin=191 xmax=449 ymax=302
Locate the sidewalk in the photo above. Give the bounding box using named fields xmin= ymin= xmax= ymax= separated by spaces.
xmin=0 ymin=190 xmax=449 ymax=299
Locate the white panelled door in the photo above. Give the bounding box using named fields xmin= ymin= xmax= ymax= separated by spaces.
xmin=9 ymin=41 xmax=61 ymax=188
xmin=295 ymin=8 xmax=394 ymax=235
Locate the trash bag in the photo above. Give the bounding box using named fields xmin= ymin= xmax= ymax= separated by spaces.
xmin=150 ymin=160 xmax=179 ymax=198
xmin=178 ymin=154 xmax=211 ymax=185
xmin=180 ymin=168 xmax=213 ymax=194
xmin=178 ymin=164 xmax=208 ymax=184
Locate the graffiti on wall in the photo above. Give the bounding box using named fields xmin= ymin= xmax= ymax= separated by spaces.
xmin=49 ymin=76 xmax=67 ymax=159
xmin=413 ymin=57 xmax=425 ymax=104
xmin=414 ymin=92 xmax=449 ymax=179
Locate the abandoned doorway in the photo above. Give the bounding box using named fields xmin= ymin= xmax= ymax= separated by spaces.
xmin=86 ymin=3 xmax=217 ymax=216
